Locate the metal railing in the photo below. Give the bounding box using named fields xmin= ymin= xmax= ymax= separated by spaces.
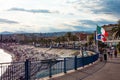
xmin=0 ymin=53 xmax=99 ymax=80
xmin=34 ymin=53 xmax=99 ymax=79
xmin=0 ymin=62 xmax=25 ymax=80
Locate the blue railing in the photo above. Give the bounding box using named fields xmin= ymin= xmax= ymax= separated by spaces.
xmin=0 ymin=53 xmax=99 ymax=80
xmin=35 ymin=53 xmax=99 ymax=79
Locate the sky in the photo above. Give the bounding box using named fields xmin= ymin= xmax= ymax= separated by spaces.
xmin=0 ymin=0 xmax=120 ymax=33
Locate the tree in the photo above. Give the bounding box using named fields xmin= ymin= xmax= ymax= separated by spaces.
xmin=65 ymin=32 xmax=72 ymax=41
xmin=60 ymin=36 xmax=67 ymax=43
xmin=88 ymin=34 xmax=94 ymax=45
xmin=112 ymin=20 xmax=120 ymax=39
xmin=70 ymin=35 xmax=78 ymax=41
xmin=55 ymin=37 xmax=61 ymax=44
xmin=117 ymin=42 xmax=120 ymax=52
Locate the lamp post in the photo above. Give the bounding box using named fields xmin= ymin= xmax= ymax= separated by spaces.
xmin=79 ymin=34 xmax=84 ymax=64
xmin=81 ymin=45 xmax=84 ymax=67
xmin=81 ymin=45 xmax=84 ymax=57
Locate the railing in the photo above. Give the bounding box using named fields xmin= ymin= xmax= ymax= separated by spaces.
xmin=0 ymin=62 xmax=25 ymax=80
xmin=0 ymin=53 xmax=99 ymax=80
xmin=34 ymin=53 xmax=99 ymax=79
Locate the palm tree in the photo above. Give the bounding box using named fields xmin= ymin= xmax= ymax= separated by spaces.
xmin=71 ymin=35 xmax=78 ymax=41
xmin=70 ymin=35 xmax=78 ymax=48
xmin=88 ymin=34 xmax=94 ymax=45
xmin=112 ymin=20 xmax=120 ymax=39
xmin=65 ymin=32 xmax=72 ymax=42
xmin=60 ymin=36 xmax=67 ymax=43
xmin=65 ymin=32 xmax=72 ymax=48
xmin=55 ymin=37 xmax=61 ymax=43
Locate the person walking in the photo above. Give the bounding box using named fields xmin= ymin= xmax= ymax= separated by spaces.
xmin=99 ymin=48 xmax=104 ymax=61
xmin=103 ymin=49 xmax=107 ymax=61
xmin=114 ymin=49 xmax=117 ymax=58
xmin=107 ymin=48 xmax=110 ymax=58
xmin=109 ymin=49 xmax=113 ymax=59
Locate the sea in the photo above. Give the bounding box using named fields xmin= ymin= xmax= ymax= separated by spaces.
xmin=0 ymin=49 xmax=12 ymax=76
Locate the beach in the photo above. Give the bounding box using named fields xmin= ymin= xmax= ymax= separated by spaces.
xmin=0 ymin=43 xmax=96 ymax=80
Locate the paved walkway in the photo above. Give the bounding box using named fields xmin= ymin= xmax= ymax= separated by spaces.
xmin=40 ymin=55 xmax=120 ymax=80
xmin=83 ymin=56 xmax=120 ymax=80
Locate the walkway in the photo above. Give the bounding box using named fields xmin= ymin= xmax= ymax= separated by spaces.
xmin=83 ymin=56 xmax=120 ymax=80
xmin=40 ymin=55 xmax=120 ymax=80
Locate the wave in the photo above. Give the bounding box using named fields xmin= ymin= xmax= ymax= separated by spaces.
xmin=0 ymin=49 xmax=12 ymax=76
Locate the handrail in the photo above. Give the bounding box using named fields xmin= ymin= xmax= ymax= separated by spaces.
xmin=0 ymin=53 xmax=99 ymax=80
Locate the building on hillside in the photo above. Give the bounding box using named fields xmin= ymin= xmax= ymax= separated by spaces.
xmin=75 ymin=32 xmax=87 ymax=41
xmin=102 ymin=24 xmax=118 ymax=40
xmin=75 ymin=32 xmax=88 ymax=45
xmin=0 ymin=34 xmax=16 ymax=42
xmin=102 ymin=24 xmax=120 ymax=46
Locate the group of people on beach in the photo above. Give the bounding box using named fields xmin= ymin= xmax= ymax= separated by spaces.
xmin=0 ymin=42 xmax=58 ymax=62
xmin=99 ymin=46 xmax=118 ymax=61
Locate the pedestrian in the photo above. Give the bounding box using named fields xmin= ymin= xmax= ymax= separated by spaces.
xmin=114 ymin=49 xmax=117 ymax=58
xmin=107 ymin=48 xmax=110 ymax=57
xmin=99 ymin=53 xmax=103 ymax=61
xmin=110 ymin=49 xmax=113 ymax=59
xmin=99 ymin=48 xmax=103 ymax=61
xmin=103 ymin=49 xmax=107 ymax=61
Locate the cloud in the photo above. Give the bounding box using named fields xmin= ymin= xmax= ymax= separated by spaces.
xmin=68 ymin=0 xmax=120 ymax=18
xmin=8 ymin=8 xmax=51 ymax=13
xmin=0 ymin=0 xmax=120 ymax=33
xmin=62 ymin=23 xmax=95 ymax=31
xmin=0 ymin=18 xmax=19 ymax=24
xmin=20 ymin=24 xmax=33 ymax=27
xmin=73 ymin=25 xmax=95 ymax=31
xmin=62 ymin=19 xmax=117 ymax=31
xmin=79 ymin=19 xmax=116 ymax=26
xmin=91 ymin=0 xmax=120 ymax=18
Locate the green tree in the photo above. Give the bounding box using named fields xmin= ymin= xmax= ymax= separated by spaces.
xmin=117 ymin=42 xmax=120 ymax=53
xmin=70 ymin=35 xmax=78 ymax=41
xmin=88 ymin=34 xmax=94 ymax=45
xmin=65 ymin=32 xmax=72 ymax=41
xmin=60 ymin=36 xmax=67 ymax=43
xmin=112 ymin=20 xmax=120 ymax=39
xmin=55 ymin=37 xmax=61 ymax=44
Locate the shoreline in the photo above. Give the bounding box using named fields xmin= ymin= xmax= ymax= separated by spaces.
xmin=0 ymin=48 xmax=13 ymax=63
xmin=3 ymin=49 xmax=15 ymax=62
xmin=0 ymin=47 xmax=95 ymax=63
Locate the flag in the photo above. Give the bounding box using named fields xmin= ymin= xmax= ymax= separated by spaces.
xmin=96 ymin=25 xmax=108 ymax=42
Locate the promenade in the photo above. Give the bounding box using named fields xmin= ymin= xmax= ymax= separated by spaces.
xmin=44 ymin=55 xmax=120 ymax=80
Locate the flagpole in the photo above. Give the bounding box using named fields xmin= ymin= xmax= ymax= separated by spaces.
xmin=95 ymin=24 xmax=98 ymax=52
xmin=95 ymin=31 xmax=99 ymax=52
xmin=95 ymin=24 xmax=99 ymax=53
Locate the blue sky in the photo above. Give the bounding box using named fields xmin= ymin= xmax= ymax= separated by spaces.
xmin=0 ymin=0 xmax=120 ymax=33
